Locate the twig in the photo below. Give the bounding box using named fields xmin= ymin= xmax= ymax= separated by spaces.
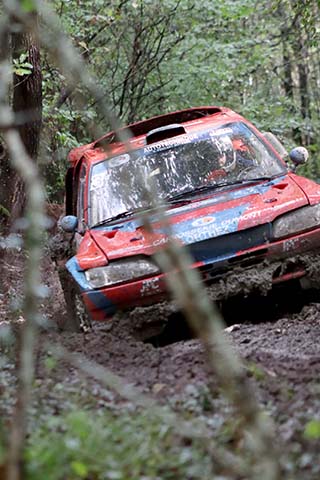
xmin=0 ymin=52 xmax=45 ymax=480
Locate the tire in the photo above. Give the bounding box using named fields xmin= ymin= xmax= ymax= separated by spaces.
xmin=58 ymin=268 xmax=92 ymax=332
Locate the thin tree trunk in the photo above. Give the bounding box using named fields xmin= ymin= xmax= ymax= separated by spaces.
xmin=0 ymin=23 xmax=11 ymax=229
xmin=289 ymin=0 xmax=312 ymax=145
xmin=296 ymin=34 xmax=310 ymax=143
xmin=1 ymin=19 xmax=42 ymax=227
xmin=277 ymin=2 xmax=301 ymax=144
xmin=12 ymin=29 xmax=42 ymax=159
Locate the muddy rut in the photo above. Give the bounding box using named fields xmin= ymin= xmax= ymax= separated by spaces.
xmin=1 ymin=249 xmax=320 ymax=478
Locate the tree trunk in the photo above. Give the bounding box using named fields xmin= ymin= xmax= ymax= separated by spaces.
xmin=12 ymin=30 xmax=42 ymax=159
xmin=277 ymin=2 xmax=302 ymax=144
xmin=0 ymin=21 xmax=42 ymax=229
xmin=0 ymin=24 xmax=11 ymax=229
xmin=294 ymin=31 xmax=310 ymax=145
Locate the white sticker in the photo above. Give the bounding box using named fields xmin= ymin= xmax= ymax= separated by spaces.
xmin=140 ymin=277 xmax=160 ymax=296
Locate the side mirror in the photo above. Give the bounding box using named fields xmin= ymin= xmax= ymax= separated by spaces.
xmin=289 ymin=147 xmax=309 ymax=171
xmin=60 ymin=215 xmax=78 ymax=233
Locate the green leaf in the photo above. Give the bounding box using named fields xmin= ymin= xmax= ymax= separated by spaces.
xmin=19 ymin=53 xmax=28 ymax=63
xmin=21 ymin=62 xmax=34 ymax=69
xmin=44 ymin=356 xmax=57 ymax=370
xmin=21 ymin=0 xmax=37 ymax=13
xmin=70 ymin=461 xmax=89 ymax=478
xmin=14 ymin=68 xmax=33 ymax=76
xmin=304 ymin=420 xmax=320 ymax=439
xmin=0 ymin=204 xmax=10 ymax=217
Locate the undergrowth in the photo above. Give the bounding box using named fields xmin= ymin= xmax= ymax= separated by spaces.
xmin=23 ymin=409 xmax=214 ymax=480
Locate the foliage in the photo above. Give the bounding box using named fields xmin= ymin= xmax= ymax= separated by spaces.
xmin=0 ymin=204 xmax=10 ymax=217
xmin=304 ymin=419 xmax=320 ymax=440
xmin=21 ymin=0 xmax=37 ymax=14
xmin=36 ymin=0 xmax=320 ymax=200
xmin=12 ymin=53 xmax=33 ymax=77
xmin=25 ymin=409 xmax=214 ymax=480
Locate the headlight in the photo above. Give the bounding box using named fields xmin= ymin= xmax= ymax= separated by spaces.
xmin=85 ymin=257 xmax=160 ymax=288
xmin=273 ymin=204 xmax=320 ymax=239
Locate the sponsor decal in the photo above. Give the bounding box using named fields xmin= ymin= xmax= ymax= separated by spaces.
xmin=241 ymin=210 xmax=262 ymax=221
xmin=192 ymin=216 xmax=216 ymax=227
xmin=173 ymin=204 xmax=249 ymax=244
xmin=153 ymin=237 xmax=168 ymax=247
xmin=209 ymin=128 xmax=233 ymax=137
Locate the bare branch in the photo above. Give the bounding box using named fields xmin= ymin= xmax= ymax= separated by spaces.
xmin=0 ymin=53 xmax=45 ymax=480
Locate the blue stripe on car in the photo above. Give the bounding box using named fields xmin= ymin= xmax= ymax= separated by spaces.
xmin=66 ymin=257 xmax=117 ymax=315
xmin=66 ymin=257 xmax=91 ymax=291
xmin=85 ymin=290 xmax=117 ymax=316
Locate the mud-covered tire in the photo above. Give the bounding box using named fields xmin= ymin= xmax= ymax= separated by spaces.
xmin=66 ymin=290 xmax=92 ymax=332
xmin=58 ymin=268 xmax=92 ymax=332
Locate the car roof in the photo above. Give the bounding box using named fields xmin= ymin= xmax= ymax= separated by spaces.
xmin=68 ymin=106 xmax=245 ymax=167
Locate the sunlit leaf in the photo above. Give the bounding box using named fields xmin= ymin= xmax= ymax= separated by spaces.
xmin=70 ymin=461 xmax=89 ymax=478
xmin=78 ymin=41 xmax=88 ymax=50
xmin=14 ymin=68 xmax=33 ymax=76
xmin=304 ymin=420 xmax=320 ymax=439
xmin=21 ymin=0 xmax=36 ymax=13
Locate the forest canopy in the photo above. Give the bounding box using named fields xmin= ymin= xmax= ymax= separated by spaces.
xmin=43 ymin=0 xmax=320 ymax=191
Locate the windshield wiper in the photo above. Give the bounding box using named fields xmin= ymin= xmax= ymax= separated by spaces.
xmin=165 ymin=175 xmax=283 ymax=203
xmin=166 ymin=184 xmax=219 ymax=203
xmin=203 ymin=174 xmax=283 ymax=190
xmin=222 ymin=174 xmax=283 ymax=188
xmin=92 ymin=207 xmax=155 ymax=227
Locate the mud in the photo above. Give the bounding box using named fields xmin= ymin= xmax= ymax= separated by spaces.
xmin=1 ymin=247 xmax=320 ymax=478
xmin=206 ymin=260 xmax=280 ymax=299
xmin=206 ymin=251 xmax=320 ymax=301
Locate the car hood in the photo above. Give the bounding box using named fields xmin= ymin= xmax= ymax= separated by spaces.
xmin=85 ymin=175 xmax=308 ymax=265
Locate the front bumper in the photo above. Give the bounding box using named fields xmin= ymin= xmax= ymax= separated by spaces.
xmin=81 ymin=227 xmax=320 ymax=321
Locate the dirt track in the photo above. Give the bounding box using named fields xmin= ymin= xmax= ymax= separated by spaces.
xmin=1 ymin=248 xmax=320 ymax=478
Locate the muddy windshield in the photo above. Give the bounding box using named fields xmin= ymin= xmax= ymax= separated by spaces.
xmin=89 ymin=122 xmax=286 ymax=226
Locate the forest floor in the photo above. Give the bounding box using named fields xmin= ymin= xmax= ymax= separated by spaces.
xmin=1 ymin=244 xmax=320 ymax=479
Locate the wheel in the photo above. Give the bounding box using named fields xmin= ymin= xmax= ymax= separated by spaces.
xmin=58 ymin=267 xmax=92 ymax=332
xmin=70 ymin=291 xmax=92 ymax=332
xmin=64 ymin=289 xmax=92 ymax=332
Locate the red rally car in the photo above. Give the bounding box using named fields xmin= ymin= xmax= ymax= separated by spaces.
xmin=58 ymin=106 xmax=320 ymax=331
